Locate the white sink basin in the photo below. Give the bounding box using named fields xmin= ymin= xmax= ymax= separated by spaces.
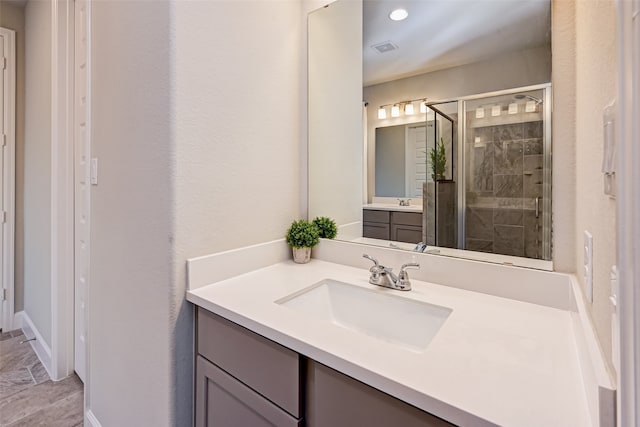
xmin=276 ymin=279 xmax=452 ymax=351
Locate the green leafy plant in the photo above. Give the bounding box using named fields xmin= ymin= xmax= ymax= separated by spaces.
xmin=286 ymin=220 xmax=320 ymax=248
xmin=313 ymin=216 xmax=338 ymax=239
xmin=429 ymin=137 xmax=447 ymax=181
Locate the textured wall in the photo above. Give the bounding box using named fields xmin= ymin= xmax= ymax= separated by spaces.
xmin=89 ymin=1 xmax=173 ymax=424
xmin=0 ymin=1 xmax=25 ymax=314
xmin=172 ymin=0 xmax=303 ymax=424
xmin=573 ymin=0 xmax=618 ymax=372
xmin=23 ymin=0 xmax=51 ymax=345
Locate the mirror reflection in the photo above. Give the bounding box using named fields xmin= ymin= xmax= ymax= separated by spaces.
xmin=308 ymin=0 xmax=552 ymax=269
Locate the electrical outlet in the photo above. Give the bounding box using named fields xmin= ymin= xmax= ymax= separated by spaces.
xmin=583 ymin=231 xmax=593 ymax=303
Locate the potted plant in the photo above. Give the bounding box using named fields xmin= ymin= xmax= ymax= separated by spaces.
xmin=312 ymin=216 xmax=338 ymax=239
xmin=286 ymin=219 xmax=320 ymax=264
xmin=429 ymin=137 xmax=447 ymax=181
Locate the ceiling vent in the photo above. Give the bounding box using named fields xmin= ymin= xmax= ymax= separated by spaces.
xmin=371 ymin=41 xmax=398 ymax=54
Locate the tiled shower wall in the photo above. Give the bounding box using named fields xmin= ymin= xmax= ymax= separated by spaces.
xmin=465 ymin=121 xmax=544 ymax=258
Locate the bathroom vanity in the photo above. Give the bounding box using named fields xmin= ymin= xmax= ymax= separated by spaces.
xmin=187 ymin=239 xmax=612 ymax=427
xmin=195 ymin=307 xmax=452 ymax=426
xmin=362 ymin=208 xmax=423 ymax=243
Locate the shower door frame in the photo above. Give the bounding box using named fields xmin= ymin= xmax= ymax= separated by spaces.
xmin=429 ymin=83 xmax=553 ymax=263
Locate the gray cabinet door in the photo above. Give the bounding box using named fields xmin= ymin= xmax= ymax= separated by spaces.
xmin=306 ymin=360 xmax=454 ymax=427
xmin=195 ymin=356 xmax=301 ymax=427
xmin=391 ymin=224 xmax=423 ymax=243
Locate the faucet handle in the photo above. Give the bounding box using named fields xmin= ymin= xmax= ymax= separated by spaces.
xmin=400 ymin=262 xmax=420 ymax=272
xmin=363 ymin=254 xmax=380 ymax=272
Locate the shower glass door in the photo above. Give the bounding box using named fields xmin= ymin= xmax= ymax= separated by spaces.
xmin=461 ymin=87 xmax=551 ymax=260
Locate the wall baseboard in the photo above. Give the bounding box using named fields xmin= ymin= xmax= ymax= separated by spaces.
xmin=85 ymin=409 xmax=102 ymax=427
xmin=20 ymin=311 xmax=53 ymax=379
xmin=12 ymin=310 xmax=24 ymax=331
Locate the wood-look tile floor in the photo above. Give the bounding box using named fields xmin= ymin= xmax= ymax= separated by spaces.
xmin=0 ymin=329 xmax=83 ymax=426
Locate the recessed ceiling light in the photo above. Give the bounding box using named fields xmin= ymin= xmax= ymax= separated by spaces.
xmin=389 ymin=9 xmax=408 ymax=21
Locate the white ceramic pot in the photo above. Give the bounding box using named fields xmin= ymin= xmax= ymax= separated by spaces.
xmin=292 ymin=247 xmax=311 ymax=264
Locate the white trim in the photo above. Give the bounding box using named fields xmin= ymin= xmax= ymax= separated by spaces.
xmin=50 ymin=0 xmax=75 ymax=381
xmin=0 ymin=26 xmax=16 ymax=333
xmin=21 ymin=310 xmax=53 ymax=379
xmin=615 ymin=0 xmax=639 ymax=425
xmin=85 ymin=409 xmax=102 ymax=427
xmin=12 ymin=309 xmax=23 ymax=330
xmin=569 ymin=276 xmax=615 ymax=427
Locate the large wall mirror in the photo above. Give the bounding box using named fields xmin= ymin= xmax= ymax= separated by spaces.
xmin=308 ymin=0 xmax=552 ymax=270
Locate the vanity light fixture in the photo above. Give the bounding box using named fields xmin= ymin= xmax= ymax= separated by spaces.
xmin=475 ymin=107 xmax=485 ymax=119
xmin=420 ymin=100 xmax=428 ymax=113
xmin=378 ymin=106 xmax=387 ymax=119
xmin=508 ymin=103 xmax=518 ymax=114
xmin=389 ymin=8 xmax=408 ymax=21
xmin=404 ymin=102 xmax=415 ymax=115
xmin=491 ymin=105 xmax=501 ymax=117
xmin=391 ymin=104 xmax=401 ymax=117
xmin=525 ymin=100 xmax=536 ymax=112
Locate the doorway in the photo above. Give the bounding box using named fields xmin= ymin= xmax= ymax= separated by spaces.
xmin=0 ymin=25 xmax=17 ymax=334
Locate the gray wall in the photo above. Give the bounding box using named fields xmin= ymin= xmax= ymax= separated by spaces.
xmin=0 ymin=0 xmax=25 ymax=314
xmin=23 ymin=0 xmax=51 ymax=345
xmin=375 ymin=125 xmax=405 ymax=197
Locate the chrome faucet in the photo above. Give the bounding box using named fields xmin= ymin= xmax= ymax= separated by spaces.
xmin=397 ymin=198 xmax=411 ymax=207
xmin=363 ymin=254 xmax=420 ymax=291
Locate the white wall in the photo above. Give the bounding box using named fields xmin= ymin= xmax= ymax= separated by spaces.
xmin=308 ymin=0 xmax=363 ymax=226
xmin=88 ymin=0 xmax=304 ymax=425
xmin=573 ymin=0 xmax=618 ymax=373
xmin=172 ymin=0 xmax=303 ymax=423
xmin=89 ymin=1 xmax=173 ymax=424
xmin=23 ymin=0 xmax=51 ymax=345
xmin=0 ymin=1 xmax=25 ymax=314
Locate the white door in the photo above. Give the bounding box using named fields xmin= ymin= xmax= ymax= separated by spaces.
xmin=74 ymin=0 xmax=90 ymax=382
xmin=405 ymin=125 xmax=427 ymax=197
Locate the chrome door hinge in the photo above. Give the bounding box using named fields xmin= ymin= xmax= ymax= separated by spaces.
xmin=2 ymin=211 xmax=7 ymax=223
xmin=1 ymin=288 xmax=6 ymax=301
xmin=2 ymin=134 xmax=6 ymax=147
xmin=2 ymin=57 xmax=6 ymax=70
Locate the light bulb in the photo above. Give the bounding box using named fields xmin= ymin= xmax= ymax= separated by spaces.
xmin=391 ymin=105 xmax=400 ymax=117
xmin=389 ymin=9 xmax=408 ymax=21
xmin=378 ymin=107 xmax=387 ymax=119
xmin=404 ymin=103 xmax=414 ymax=115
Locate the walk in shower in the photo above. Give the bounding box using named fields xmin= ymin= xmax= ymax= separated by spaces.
xmin=459 ymin=85 xmax=552 ymax=260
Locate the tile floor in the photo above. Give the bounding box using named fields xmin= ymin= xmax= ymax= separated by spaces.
xmin=0 ymin=329 xmax=83 ymax=426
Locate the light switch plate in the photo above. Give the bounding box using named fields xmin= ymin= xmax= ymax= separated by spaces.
xmin=583 ymin=231 xmax=593 ymax=303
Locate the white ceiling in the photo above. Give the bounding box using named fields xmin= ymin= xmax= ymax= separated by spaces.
xmin=363 ymin=0 xmax=551 ymax=86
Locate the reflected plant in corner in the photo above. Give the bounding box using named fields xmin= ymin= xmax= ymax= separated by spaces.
xmin=429 ymin=137 xmax=447 ymax=181
xmin=313 ymin=216 xmax=338 ymax=239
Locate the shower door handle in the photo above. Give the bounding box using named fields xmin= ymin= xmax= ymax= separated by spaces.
xmin=535 ymin=197 xmax=540 ymax=219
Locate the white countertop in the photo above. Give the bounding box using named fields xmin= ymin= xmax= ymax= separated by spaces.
xmin=187 ymin=259 xmax=590 ymax=427
xmin=363 ymin=203 xmax=423 ymax=213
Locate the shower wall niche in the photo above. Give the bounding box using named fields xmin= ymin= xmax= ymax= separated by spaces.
xmin=463 ymin=88 xmax=550 ymax=260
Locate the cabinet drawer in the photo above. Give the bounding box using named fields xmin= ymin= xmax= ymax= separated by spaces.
xmin=363 ymin=209 xmax=390 ymax=224
xmin=197 ymin=308 xmax=301 ymax=417
xmin=363 ymin=222 xmax=390 ymax=240
xmin=391 ymin=211 xmax=422 ymax=226
xmin=196 ymin=356 xmax=301 ymax=427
